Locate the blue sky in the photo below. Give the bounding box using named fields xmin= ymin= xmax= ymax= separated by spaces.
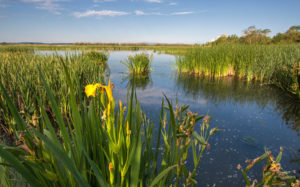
xmin=0 ymin=0 xmax=299 ymax=43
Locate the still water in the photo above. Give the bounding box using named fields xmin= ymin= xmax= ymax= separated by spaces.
xmin=39 ymin=50 xmax=300 ymax=186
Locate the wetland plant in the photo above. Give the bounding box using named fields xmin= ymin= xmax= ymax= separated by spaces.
xmin=175 ymin=45 xmax=300 ymax=98
xmin=121 ymin=53 xmax=153 ymax=75
xmin=83 ymin=51 xmax=109 ymax=62
xmin=238 ymin=147 xmax=299 ymax=187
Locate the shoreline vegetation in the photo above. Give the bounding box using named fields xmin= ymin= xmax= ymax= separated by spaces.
xmin=175 ymin=45 xmax=300 ymax=98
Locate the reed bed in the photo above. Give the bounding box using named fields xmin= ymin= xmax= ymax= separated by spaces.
xmin=175 ymin=45 xmax=300 ymax=97
xmin=121 ymin=53 xmax=153 ymax=75
xmin=0 ymin=62 xmax=219 ymax=186
xmin=0 ymin=50 xmax=108 ymax=137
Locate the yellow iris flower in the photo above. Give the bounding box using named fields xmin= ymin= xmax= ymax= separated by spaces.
xmin=85 ymin=79 xmax=113 ymax=100
xmin=85 ymin=84 xmax=100 ymax=98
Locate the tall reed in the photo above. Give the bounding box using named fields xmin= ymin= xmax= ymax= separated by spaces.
xmin=175 ymin=45 xmax=300 ymax=97
xmin=0 ymin=50 xmax=108 ymax=140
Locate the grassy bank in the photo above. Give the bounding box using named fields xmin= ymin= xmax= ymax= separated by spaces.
xmin=175 ymin=45 xmax=300 ymax=98
xmin=0 ymin=44 xmax=194 ymax=54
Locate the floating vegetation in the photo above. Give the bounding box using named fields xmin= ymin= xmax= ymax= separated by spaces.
xmin=121 ymin=53 xmax=153 ymax=75
xmin=0 ymin=63 xmax=220 ymax=186
xmin=175 ymin=45 xmax=300 ymax=98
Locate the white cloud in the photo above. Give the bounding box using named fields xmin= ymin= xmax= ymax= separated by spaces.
xmin=135 ymin=10 xmax=145 ymax=15
xmin=169 ymin=2 xmax=177 ymax=6
xmin=171 ymin=11 xmax=194 ymax=15
xmin=94 ymin=0 xmax=117 ymax=2
xmin=145 ymin=0 xmax=162 ymax=3
xmin=73 ymin=10 xmax=129 ymax=18
xmin=16 ymin=0 xmax=65 ymax=14
xmin=18 ymin=0 xmax=43 ymax=2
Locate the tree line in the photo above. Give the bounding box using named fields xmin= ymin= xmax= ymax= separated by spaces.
xmin=208 ymin=25 xmax=300 ymax=45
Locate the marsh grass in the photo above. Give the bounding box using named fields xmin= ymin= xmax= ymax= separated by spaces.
xmin=175 ymin=45 xmax=300 ymax=97
xmin=0 ymin=50 xmax=108 ymax=140
xmin=0 ymin=61 xmax=220 ymax=186
xmin=83 ymin=51 xmax=109 ymax=62
xmin=121 ymin=53 xmax=153 ymax=75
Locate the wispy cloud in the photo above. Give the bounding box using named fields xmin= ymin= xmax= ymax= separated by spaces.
xmin=94 ymin=0 xmax=117 ymax=2
xmin=73 ymin=10 xmax=129 ymax=18
xmin=135 ymin=10 xmax=145 ymax=15
xmin=145 ymin=0 xmax=162 ymax=3
xmin=171 ymin=11 xmax=194 ymax=15
xmin=135 ymin=11 xmax=194 ymax=16
xmin=16 ymin=0 xmax=65 ymax=14
xmin=169 ymin=2 xmax=177 ymax=6
xmin=73 ymin=9 xmax=198 ymax=18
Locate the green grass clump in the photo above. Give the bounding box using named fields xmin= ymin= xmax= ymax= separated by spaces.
xmin=175 ymin=44 xmax=300 ymax=98
xmin=0 ymin=63 xmax=219 ymax=186
xmin=83 ymin=51 xmax=109 ymax=62
xmin=121 ymin=53 xmax=153 ymax=75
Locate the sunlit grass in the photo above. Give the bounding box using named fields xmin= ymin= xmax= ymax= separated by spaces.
xmin=175 ymin=44 xmax=300 ymax=98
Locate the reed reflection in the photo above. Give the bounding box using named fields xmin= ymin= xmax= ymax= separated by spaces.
xmin=175 ymin=73 xmax=300 ymax=135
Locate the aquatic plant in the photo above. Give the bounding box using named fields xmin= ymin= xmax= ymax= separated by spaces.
xmin=83 ymin=51 xmax=108 ymax=62
xmin=238 ymin=147 xmax=299 ymax=187
xmin=0 ymin=63 xmax=220 ymax=186
xmin=121 ymin=53 xmax=153 ymax=75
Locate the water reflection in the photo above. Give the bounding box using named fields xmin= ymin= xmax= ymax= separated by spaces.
xmin=274 ymin=93 xmax=300 ymax=136
xmin=121 ymin=74 xmax=153 ymax=90
xmin=175 ymin=73 xmax=300 ymax=135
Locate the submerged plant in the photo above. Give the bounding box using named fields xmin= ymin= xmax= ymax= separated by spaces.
xmin=121 ymin=53 xmax=153 ymax=75
xmin=0 ymin=62 xmax=220 ymax=186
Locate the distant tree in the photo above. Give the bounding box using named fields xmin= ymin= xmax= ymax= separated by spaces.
xmin=285 ymin=25 xmax=300 ymax=43
xmin=272 ymin=25 xmax=300 ymax=44
xmin=272 ymin=33 xmax=287 ymax=44
xmin=240 ymin=26 xmax=272 ymax=44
